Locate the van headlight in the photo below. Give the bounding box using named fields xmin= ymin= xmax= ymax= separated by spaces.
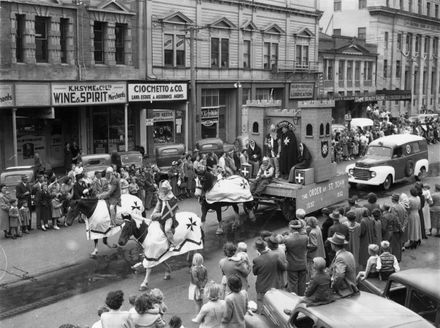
xmin=349 ymin=168 xmax=354 ymax=175
xmin=370 ymin=171 xmax=376 ymax=178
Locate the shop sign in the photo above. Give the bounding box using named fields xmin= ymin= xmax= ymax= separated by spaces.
xmin=128 ymin=83 xmax=187 ymax=102
xmin=16 ymin=83 xmax=51 ymax=107
xmin=0 ymin=84 xmax=14 ymax=107
xmin=51 ymin=82 xmax=126 ymax=106
xmin=289 ymin=83 xmax=314 ymax=99
xmin=201 ymin=108 xmax=219 ymax=119
xmin=376 ymin=89 xmax=412 ymax=101
xmin=298 ymin=99 xmax=335 ymax=108
xmin=153 ymin=110 xmax=175 ymax=122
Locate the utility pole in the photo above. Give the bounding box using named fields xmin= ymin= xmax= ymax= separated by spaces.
xmin=189 ymin=26 xmax=196 ymax=150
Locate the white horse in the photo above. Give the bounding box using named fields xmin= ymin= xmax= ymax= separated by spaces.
xmin=118 ymin=211 xmax=203 ymax=291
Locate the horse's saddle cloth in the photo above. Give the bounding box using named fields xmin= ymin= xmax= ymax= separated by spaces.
xmin=205 ymin=175 xmax=253 ymax=204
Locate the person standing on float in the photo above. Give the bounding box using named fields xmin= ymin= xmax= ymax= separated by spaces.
xmin=278 ymin=123 xmax=298 ymax=179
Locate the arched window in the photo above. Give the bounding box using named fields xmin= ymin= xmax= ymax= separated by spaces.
xmin=306 ymin=123 xmax=313 ymax=137
xmin=319 ymin=123 xmax=324 ymax=136
xmin=326 ymin=123 xmax=330 ymax=135
xmin=252 ymin=122 xmax=259 ymax=133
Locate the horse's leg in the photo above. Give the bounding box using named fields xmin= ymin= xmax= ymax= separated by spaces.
xmin=232 ymin=204 xmax=240 ymax=230
xmin=215 ymin=206 xmax=223 ymax=235
xmin=162 ymin=261 xmax=171 ymax=280
xmin=91 ymin=239 xmax=98 ymax=257
xmin=246 ymin=201 xmax=256 ymax=222
xmin=140 ymin=268 xmax=151 ymax=291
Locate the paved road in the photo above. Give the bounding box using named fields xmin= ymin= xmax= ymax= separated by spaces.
xmin=1 ymin=143 xmax=439 ymax=327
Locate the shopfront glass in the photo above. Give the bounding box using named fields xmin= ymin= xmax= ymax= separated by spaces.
xmin=153 ymin=110 xmax=175 ymax=144
xmin=201 ymin=89 xmax=226 ymax=139
xmin=92 ymin=106 xmax=135 ymax=153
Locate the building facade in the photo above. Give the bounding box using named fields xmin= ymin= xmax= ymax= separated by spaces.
xmin=0 ymin=0 xmax=321 ymax=170
xmin=319 ymin=0 xmax=440 ymax=116
xmin=319 ymin=33 xmax=378 ymax=122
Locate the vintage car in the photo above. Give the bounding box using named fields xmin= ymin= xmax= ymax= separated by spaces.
xmin=0 ymin=166 xmax=36 ymax=202
xmin=81 ymin=154 xmax=112 ymax=179
xmin=195 ymin=137 xmax=234 ymax=157
xmin=119 ymin=151 xmax=143 ymax=169
xmin=155 ymin=143 xmax=185 ymax=171
xmin=358 ymin=268 xmax=440 ymax=327
xmin=245 ymin=288 xmax=433 ymax=328
xmin=346 ymin=134 xmax=429 ymax=190
xmin=350 ymin=117 xmax=374 ymax=131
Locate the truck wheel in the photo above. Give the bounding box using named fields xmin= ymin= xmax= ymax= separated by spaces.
xmin=383 ymin=175 xmax=393 ymax=190
xmin=280 ymin=199 xmax=296 ymax=221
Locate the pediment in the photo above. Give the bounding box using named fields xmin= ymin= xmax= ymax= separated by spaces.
xmin=97 ymin=0 xmax=130 ymax=13
xmin=241 ymin=19 xmax=258 ymax=31
xmin=210 ymin=17 xmax=236 ymax=29
xmin=339 ymin=43 xmax=369 ymax=55
xmin=162 ymin=11 xmax=193 ymax=25
xmin=263 ymin=23 xmax=285 ymax=34
xmin=295 ymin=27 xmax=314 ymax=38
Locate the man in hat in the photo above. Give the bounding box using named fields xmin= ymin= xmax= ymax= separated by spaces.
xmin=150 ymin=179 xmax=179 ymax=246
xmin=250 ymin=157 xmax=274 ymax=197
xmin=16 ymin=175 xmax=32 ymax=231
xmin=326 ymin=209 xmax=349 ymax=264
xmin=279 ymin=123 xmax=298 ymax=179
xmin=430 ymin=184 xmax=440 ymax=237
xmin=252 ymin=238 xmax=287 ymax=313
xmin=284 ymin=219 xmax=308 ymax=295
xmin=264 ymin=124 xmax=280 ymax=178
xmin=288 ymin=142 xmax=312 ymax=183
xmin=97 ymin=167 xmax=121 ymax=225
xmin=328 ymin=233 xmax=359 ymax=297
xmin=390 ymin=193 xmax=408 ymax=247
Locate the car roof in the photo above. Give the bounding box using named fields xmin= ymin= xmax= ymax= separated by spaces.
xmin=389 ymin=268 xmax=440 ymax=300
xmin=4 ymin=165 xmax=34 ymax=171
xmin=369 ymin=134 xmax=425 ymax=147
xmin=82 ymin=154 xmax=111 ymax=160
xmin=300 ymin=292 xmax=432 ymax=328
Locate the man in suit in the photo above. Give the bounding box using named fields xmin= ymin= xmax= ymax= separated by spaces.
xmin=16 ymin=175 xmax=32 ymax=230
xmin=284 ymin=219 xmax=308 ymax=296
xmin=288 ymin=142 xmax=312 ymax=183
xmin=252 ymin=238 xmax=287 ymax=312
xmin=328 ymin=233 xmax=359 ymax=297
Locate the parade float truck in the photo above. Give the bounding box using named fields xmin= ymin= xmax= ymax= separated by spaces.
xmin=241 ymin=99 xmax=348 ymax=220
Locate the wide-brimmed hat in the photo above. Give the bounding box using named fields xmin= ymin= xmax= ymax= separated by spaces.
xmin=391 ymin=193 xmax=400 ymax=202
xmin=328 ymin=232 xmax=348 ymax=245
xmin=289 ymin=219 xmax=302 ymax=230
xmin=329 ymin=210 xmax=341 ymax=220
xmin=268 ymin=234 xmax=279 ymax=245
xmin=158 ymin=180 xmax=174 ymax=200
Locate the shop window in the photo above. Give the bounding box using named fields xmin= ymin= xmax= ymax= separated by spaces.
xmin=319 ymin=123 xmax=324 ymax=136
xmin=94 ymin=21 xmax=106 ymax=64
xmin=164 ymin=34 xmax=186 ymax=67
xmin=252 ymin=122 xmax=259 ymax=133
xmin=211 ymin=37 xmax=229 ymax=68
xmin=35 ymin=16 xmax=50 ymax=63
xmin=306 ymin=124 xmax=313 ymax=137
xmin=60 ymin=18 xmax=69 ymax=64
xmin=15 ymin=14 xmax=25 ymax=63
xmin=115 ymin=23 xmax=126 ymax=65
xmin=326 ymin=123 xmax=330 ymax=135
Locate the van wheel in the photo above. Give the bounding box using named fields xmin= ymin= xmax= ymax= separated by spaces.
xmin=405 ymin=161 xmax=415 ymax=177
xmin=349 ymin=182 xmax=357 ymax=189
xmin=383 ymin=175 xmax=393 ymax=190
xmin=416 ymin=167 xmax=427 ymax=181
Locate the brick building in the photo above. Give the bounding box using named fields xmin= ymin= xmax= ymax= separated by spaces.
xmin=319 ymin=0 xmax=440 ymax=116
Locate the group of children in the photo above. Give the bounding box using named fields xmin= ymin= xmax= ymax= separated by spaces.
xmin=303 ymin=240 xmax=399 ymax=304
xmin=7 ymin=198 xmax=30 ymax=239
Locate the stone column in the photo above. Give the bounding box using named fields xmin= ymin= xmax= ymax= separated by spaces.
xmin=360 ymin=60 xmax=365 ymax=90
xmin=334 ymin=59 xmax=339 ymax=91
xmin=426 ymin=36 xmax=433 ymax=109
xmin=418 ymin=35 xmax=425 ymax=112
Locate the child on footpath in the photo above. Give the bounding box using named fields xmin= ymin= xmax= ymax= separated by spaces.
xmin=150 ymin=288 xmax=168 ymax=315
xmin=51 ymin=194 xmax=62 ymax=230
xmin=189 ymin=253 xmax=208 ymax=314
xmin=19 ymin=201 xmax=30 ymax=234
xmin=8 ymin=199 xmax=20 ymax=239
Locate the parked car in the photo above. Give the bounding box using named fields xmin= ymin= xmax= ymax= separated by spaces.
xmin=155 ymin=143 xmax=185 ymax=171
xmin=346 ymin=134 xmax=429 ymax=190
xmin=0 ymin=166 xmax=36 ymax=202
xmin=195 ymin=138 xmax=234 ymax=157
xmin=245 ymin=288 xmax=433 ymax=328
xmin=350 ymin=117 xmax=374 ymax=131
xmin=358 ymin=268 xmax=440 ymax=327
xmin=119 ymin=151 xmax=143 ymax=169
xmin=81 ymin=154 xmax=112 ymax=179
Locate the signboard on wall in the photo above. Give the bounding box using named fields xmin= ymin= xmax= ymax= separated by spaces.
xmin=289 ymin=83 xmax=314 ymax=99
xmin=16 ymin=83 xmax=51 ymax=107
xmin=128 ymin=83 xmax=187 ymax=102
xmin=51 ymin=82 xmax=126 ymax=106
xmin=153 ymin=110 xmax=175 ymax=122
xmin=0 ymin=84 xmax=14 ymax=107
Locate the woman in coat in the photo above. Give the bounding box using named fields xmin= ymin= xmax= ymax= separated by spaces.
xmin=0 ymin=184 xmax=11 ymax=238
xmin=359 ymin=208 xmax=376 ymax=269
xmin=407 ymin=188 xmax=422 ymax=249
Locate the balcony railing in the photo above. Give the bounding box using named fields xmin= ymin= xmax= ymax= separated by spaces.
xmin=272 ymin=60 xmax=319 ymax=73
